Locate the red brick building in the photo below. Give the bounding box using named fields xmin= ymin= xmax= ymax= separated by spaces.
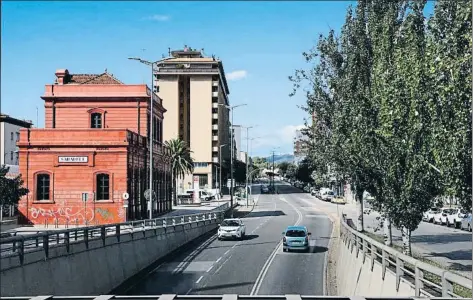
xmin=17 ymin=69 xmax=172 ymax=225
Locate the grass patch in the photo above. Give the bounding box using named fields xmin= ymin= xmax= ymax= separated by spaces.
xmin=363 ymin=231 xmax=472 ymax=298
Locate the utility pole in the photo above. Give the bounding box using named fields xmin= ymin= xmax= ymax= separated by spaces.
xmin=128 ymin=56 xmax=173 ymax=219
xmin=220 ymin=103 xmax=247 ymax=217
xmin=219 ymin=144 xmax=227 ymax=197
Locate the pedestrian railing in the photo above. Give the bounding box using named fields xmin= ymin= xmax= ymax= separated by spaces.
xmin=0 ymin=295 xmax=467 ymax=300
xmin=0 ymin=208 xmax=228 ymax=264
xmin=340 ymin=215 xmax=472 ymax=298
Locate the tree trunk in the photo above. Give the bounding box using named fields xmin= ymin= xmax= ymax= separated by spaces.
xmin=383 ymin=216 xmax=392 ymax=246
xmin=355 ymin=189 xmax=364 ymax=232
xmin=401 ymin=226 xmax=412 ymax=256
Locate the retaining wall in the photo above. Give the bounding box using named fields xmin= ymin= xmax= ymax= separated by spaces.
xmin=1 ymin=220 xmax=218 ymax=296
xmin=336 ymin=235 xmax=415 ymax=296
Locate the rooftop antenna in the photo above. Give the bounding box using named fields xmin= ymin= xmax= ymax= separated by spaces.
xmin=104 ymin=68 xmax=108 ymax=73
xmin=168 ymin=47 xmax=171 ymax=56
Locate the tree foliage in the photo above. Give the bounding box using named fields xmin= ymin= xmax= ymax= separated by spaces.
xmin=0 ymin=165 xmax=29 ymax=206
xmin=164 ymin=139 xmax=194 ymax=205
xmin=290 ymin=0 xmax=471 ymax=254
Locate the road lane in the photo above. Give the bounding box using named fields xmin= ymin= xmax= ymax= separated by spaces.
xmin=254 ymin=186 xmax=332 ymax=295
xmin=121 ymin=182 xmax=333 ymax=295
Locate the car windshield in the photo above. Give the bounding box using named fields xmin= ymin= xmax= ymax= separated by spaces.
xmin=285 ymin=229 xmax=306 ymax=237
xmin=221 ymin=220 xmax=240 ymax=227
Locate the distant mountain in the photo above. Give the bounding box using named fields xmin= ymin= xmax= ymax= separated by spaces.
xmin=264 ymin=154 xmax=294 ymax=164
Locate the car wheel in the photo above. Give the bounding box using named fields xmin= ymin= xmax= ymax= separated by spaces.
xmin=283 ymin=248 xmax=287 ymax=252
xmin=469 ymin=225 xmax=472 ymax=232
xmin=446 ymin=220 xmax=450 ymax=227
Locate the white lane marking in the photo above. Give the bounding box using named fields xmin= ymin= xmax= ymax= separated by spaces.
xmin=214 ymin=255 xmax=232 ymax=274
xmin=196 ymin=275 xmax=204 ymax=284
xmin=224 ymin=250 xmax=230 ymax=255
xmin=206 ymin=265 xmax=213 ymax=272
xmin=173 ymin=234 xmax=216 ymax=274
xmin=215 ymin=257 xmax=222 ymax=263
xmin=186 ymin=288 xmax=193 ymax=295
xmin=250 ymin=196 xmax=303 ymax=295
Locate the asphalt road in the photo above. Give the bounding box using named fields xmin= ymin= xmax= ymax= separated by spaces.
xmin=120 ymin=183 xmax=333 ymax=295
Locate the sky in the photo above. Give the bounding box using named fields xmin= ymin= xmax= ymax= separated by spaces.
xmin=1 ymin=1 xmax=434 ymax=158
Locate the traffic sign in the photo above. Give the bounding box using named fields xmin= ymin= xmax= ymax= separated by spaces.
xmin=122 ymin=192 xmax=129 ymax=200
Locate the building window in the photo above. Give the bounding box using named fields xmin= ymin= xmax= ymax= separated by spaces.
xmin=91 ymin=113 xmax=102 ymax=128
xmin=96 ymin=173 xmax=110 ymax=200
xmin=212 ymin=86 xmax=218 ymax=92
xmin=16 ymin=132 xmax=20 ymax=142
xmin=194 ymin=162 xmax=209 ymax=168
xmin=197 ymin=174 xmax=208 ymax=188
xmin=11 ymin=132 xmax=14 ymax=141
xmin=36 ymin=174 xmax=50 ymax=201
xmin=10 ymin=151 xmax=13 ymax=161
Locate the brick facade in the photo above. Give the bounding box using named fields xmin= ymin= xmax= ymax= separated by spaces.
xmin=17 ymin=69 xmax=172 ymax=225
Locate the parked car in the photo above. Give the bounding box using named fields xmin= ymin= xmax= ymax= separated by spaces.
xmin=218 ymin=218 xmax=246 ymax=240
xmin=185 ymin=189 xmax=214 ymax=201
xmin=310 ymin=188 xmax=319 ymax=197
xmin=261 ymin=185 xmax=270 ymax=194
xmin=433 ymin=208 xmax=453 ymax=225
xmin=332 ymin=197 xmax=346 ymax=205
xmin=460 ymin=213 xmax=472 ymax=232
xmin=423 ymin=207 xmax=440 ymax=222
xmin=282 ymin=226 xmax=311 ymax=252
xmin=446 ymin=208 xmax=468 ymax=228
xmin=320 ymin=190 xmax=334 ymax=202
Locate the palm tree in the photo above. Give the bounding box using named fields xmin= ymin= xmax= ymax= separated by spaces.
xmin=164 ymin=138 xmax=194 ymax=206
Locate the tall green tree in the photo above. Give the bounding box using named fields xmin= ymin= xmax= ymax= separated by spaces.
xmin=0 ymin=165 xmax=29 ymax=207
xmin=427 ymin=0 xmax=472 ymax=210
xmin=277 ymin=162 xmax=291 ymax=176
xmin=164 ymin=139 xmax=194 ymax=206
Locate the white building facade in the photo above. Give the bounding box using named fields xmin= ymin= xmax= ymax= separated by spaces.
xmin=1 ymin=114 xmax=33 ymax=166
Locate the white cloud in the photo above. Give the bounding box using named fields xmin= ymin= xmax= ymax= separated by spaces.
xmin=249 ymin=124 xmax=306 ymax=152
xmin=146 ymin=15 xmax=171 ymax=21
xmin=227 ymin=70 xmax=247 ymax=81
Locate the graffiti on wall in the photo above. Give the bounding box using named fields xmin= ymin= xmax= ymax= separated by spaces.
xmin=24 ymin=205 xmax=121 ymax=225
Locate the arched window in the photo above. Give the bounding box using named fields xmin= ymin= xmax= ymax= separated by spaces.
xmin=36 ymin=173 xmax=50 ymax=200
xmin=91 ymin=113 xmax=102 ymax=128
xmin=96 ymin=173 xmax=110 ymax=200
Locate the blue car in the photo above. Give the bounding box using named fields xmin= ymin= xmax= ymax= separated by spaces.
xmin=282 ymin=226 xmax=311 ymax=252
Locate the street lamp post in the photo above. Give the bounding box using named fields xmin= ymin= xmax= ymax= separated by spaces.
xmin=219 ymin=103 xmax=247 ymax=217
xmin=128 ymin=56 xmax=173 ymax=219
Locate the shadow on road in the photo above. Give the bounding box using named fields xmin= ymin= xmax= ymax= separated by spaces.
xmin=245 ymin=210 xmax=286 ymax=218
xmin=412 ymin=233 xmax=472 ymax=244
xmin=192 ymin=281 xmax=254 ymax=292
xmin=425 ymin=249 xmax=472 ymax=262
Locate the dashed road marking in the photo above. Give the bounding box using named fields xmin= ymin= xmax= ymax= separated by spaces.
xmin=206 ymin=265 xmax=213 ymax=272
xmin=214 ymin=255 xmax=232 ymax=274
xmin=196 ymin=275 xmax=204 ymax=284
xmin=215 ymin=257 xmax=222 ymax=263
xmin=224 ymin=250 xmax=230 ymax=255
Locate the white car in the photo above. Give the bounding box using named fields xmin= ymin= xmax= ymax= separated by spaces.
xmin=433 ymin=208 xmax=453 ymax=225
xmin=423 ymin=207 xmax=440 ymax=222
xmin=217 ymin=218 xmax=246 ymax=240
xmin=446 ymin=208 xmax=468 ymax=228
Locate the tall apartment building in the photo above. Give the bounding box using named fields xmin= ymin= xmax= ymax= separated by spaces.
xmin=155 ymin=47 xmax=231 ymax=190
xmin=233 ymin=126 xmax=242 ymax=160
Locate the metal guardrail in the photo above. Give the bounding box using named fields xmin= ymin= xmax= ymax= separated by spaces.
xmin=0 ymin=203 xmax=230 ymax=263
xmin=0 ymin=295 xmax=467 ymax=300
xmin=340 ymin=214 xmax=472 ymax=298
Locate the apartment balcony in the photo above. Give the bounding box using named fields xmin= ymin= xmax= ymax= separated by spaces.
xmin=212 ymin=102 xmax=219 ymax=109
xmin=212 ymin=157 xmax=219 ymax=163
xmin=212 ymin=124 xmax=218 ymax=130
xmin=212 ymin=81 xmax=218 ymax=87
xmin=212 ymin=135 xmax=218 ymax=141
xmin=212 ymin=113 xmax=218 ymax=119
xmin=212 ymin=91 xmax=218 ymax=97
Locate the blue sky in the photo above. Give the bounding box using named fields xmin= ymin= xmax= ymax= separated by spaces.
xmin=1 ymin=1 xmax=434 ymax=158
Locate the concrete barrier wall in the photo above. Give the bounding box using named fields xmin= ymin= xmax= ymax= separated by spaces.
xmin=336 ymin=235 xmax=415 ymax=297
xmin=1 ymin=220 xmax=218 ymax=296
